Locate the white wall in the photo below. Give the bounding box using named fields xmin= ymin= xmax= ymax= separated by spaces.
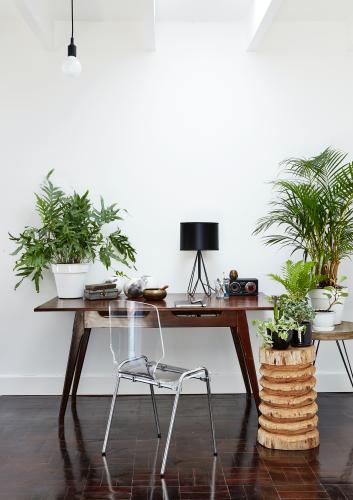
xmin=1 ymin=17 xmax=353 ymax=395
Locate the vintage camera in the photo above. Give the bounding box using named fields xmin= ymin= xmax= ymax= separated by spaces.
xmin=229 ymin=277 xmax=258 ymax=296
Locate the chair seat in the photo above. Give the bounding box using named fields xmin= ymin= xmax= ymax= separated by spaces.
xmin=118 ymin=358 xmax=206 ymax=389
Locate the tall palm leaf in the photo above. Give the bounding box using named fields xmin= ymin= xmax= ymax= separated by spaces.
xmin=254 ymin=148 xmax=353 ymax=285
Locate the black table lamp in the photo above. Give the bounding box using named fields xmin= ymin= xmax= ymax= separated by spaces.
xmin=180 ymin=222 xmax=219 ymax=297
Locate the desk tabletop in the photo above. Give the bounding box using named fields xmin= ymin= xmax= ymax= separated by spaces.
xmin=34 ymin=292 xmax=273 ymax=312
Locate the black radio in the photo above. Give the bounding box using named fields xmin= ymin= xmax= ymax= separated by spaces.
xmin=228 ymin=274 xmax=258 ymax=296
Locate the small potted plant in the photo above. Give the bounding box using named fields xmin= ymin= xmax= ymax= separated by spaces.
xmin=253 ymin=295 xmax=304 ymax=350
xmin=268 ymin=260 xmax=316 ymax=347
xmin=253 ymin=316 xmax=304 ymax=350
xmin=9 ymin=171 xmax=136 ymax=298
xmin=281 ymin=297 xmax=315 ymax=347
xmin=313 ymin=286 xmax=348 ymax=332
xmin=330 ymin=276 xmax=348 ymax=325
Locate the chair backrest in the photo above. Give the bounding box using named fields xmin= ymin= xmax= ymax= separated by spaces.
xmin=108 ymin=300 xmax=165 ymax=380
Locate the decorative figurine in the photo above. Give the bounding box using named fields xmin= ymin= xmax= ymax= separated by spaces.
xmin=229 ymin=269 xmax=238 ymax=280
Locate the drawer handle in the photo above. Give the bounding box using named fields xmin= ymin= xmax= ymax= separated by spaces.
xmin=172 ymin=311 xmax=221 ymax=318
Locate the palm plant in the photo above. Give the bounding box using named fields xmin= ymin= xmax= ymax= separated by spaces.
xmin=254 ymin=148 xmax=353 ymax=286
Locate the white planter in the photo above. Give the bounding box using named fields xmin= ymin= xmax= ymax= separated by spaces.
xmin=331 ymin=288 xmax=348 ymax=325
xmin=308 ymin=289 xmax=330 ymax=311
xmin=313 ymin=311 xmax=335 ymax=332
xmin=51 ymin=263 xmax=90 ymax=299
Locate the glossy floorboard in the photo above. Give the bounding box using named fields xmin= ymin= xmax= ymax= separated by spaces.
xmin=1 ymin=394 xmax=353 ymax=500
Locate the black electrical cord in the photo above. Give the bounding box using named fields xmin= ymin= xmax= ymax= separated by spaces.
xmin=71 ymin=0 xmax=74 ymax=39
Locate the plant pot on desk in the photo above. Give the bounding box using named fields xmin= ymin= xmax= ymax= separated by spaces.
xmin=51 ymin=263 xmax=90 ymax=298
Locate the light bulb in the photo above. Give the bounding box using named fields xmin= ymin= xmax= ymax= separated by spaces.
xmin=62 ymin=55 xmax=82 ymax=77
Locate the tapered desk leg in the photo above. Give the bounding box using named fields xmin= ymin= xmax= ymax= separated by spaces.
xmin=59 ymin=312 xmax=85 ymax=425
xmin=71 ymin=328 xmax=91 ymax=402
xmin=236 ymin=311 xmax=260 ymax=412
xmin=230 ymin=326 xmax=251 ymax=397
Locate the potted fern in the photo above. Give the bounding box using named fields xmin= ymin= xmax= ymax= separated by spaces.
xmin=254 ymin=148 xmax=352 ymax=321
xmin=268 ymin=260 xmax=316 ymax=347
xmin=9 ymin=171 xmax=136 ymax=298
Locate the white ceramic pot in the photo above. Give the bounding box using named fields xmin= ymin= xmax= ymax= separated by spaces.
xmin=331 ymin=288 xmax=348 ymax=325
xmin=308 ymin=289 xmax=331 ymax=311
xmin=313 ymin=311 xmax=335 ymax=332
xmin=51 ymin=263 xmax=90 ymax=298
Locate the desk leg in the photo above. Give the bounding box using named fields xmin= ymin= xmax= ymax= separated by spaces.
xmin=71 ymin=328 xmax=91 ymax=402
xmin=59 ymin=312 xmax=85 ymax=425
xmin=236 ymin=311 xmax=260 ymax=412
xmin=230 ymin=327 xmax=251 ymax=397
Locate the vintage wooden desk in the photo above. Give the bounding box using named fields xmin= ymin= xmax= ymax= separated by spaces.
xmin=34 ymin=293 xmax=272 ymax=424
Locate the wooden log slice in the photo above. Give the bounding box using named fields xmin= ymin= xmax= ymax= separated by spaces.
xmin=261 ymin=363 xmax=313 ymax=372
xmin=260 ymin=376 xmax=316 ymax=395
xmin=257 ymin=427 xmax=319 ymax=450
xmin=259 ymin=402 xmax=318 ymax=423
xmin=260 ymin=389 xmax=317 ymax=408
xmin=259 ymin=415 xmax=318 ymax=435
xmin=259 ymin=346 xmax=315 ymax=366
xmin=260 ymin=365 xmax=316 ymax=382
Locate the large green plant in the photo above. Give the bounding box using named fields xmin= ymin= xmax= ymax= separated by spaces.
xmin=9 ymin=171 xmax=136 ymax=292
xmin=254 ymin=148 xmax=353 ymax=286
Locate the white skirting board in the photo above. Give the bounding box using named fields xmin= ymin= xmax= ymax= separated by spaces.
xmin=0 ymin=371 xmax=352 ymax=395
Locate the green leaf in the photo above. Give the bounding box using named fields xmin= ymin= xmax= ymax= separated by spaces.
xmin=9 ymin=171 xmax=137 ymax=292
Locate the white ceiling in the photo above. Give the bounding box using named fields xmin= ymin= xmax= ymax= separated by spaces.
xmin=0 ymin=0 xmax=251 ymax=22
xmin=277 ymin=0 xmax=353 ymax=22
xmin=2 ymin=0 xmax=353 ymax=23
xmin=2 ymin=0 xmax=353 ymax=52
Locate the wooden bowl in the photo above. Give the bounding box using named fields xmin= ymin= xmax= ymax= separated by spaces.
xmin=143 ymin=286 xmax=168 ymax=301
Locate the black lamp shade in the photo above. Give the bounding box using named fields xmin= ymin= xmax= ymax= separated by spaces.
xmin=180 ymin=222 xmax=219 ymax=251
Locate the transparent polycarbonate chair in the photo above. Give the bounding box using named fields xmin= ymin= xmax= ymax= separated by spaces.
xmin=102 ymin=300 xmax=217 ymax=476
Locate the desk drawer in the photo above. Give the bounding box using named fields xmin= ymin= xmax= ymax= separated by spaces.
xmin=84 ymin=309 xmax=237 ymax=328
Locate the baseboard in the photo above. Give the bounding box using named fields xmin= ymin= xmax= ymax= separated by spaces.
xmin=1 ymin=371 xmax=352 ymax=395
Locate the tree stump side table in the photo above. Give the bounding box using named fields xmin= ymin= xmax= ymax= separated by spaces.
xmin=257 ymin=345 xmax=320 ymax=450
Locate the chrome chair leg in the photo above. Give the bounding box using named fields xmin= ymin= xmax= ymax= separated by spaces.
xmin=160 ymin=387 xmax=181 ymax=476
xmin=204 ymin=369 xmax=217 ymax=456
xmin=150 ymin=385 xmax=161 ymax=438
xmin=102 ymin=376 xmax=120 ymax=455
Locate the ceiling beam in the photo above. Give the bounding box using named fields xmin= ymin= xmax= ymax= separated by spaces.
xmin=143 ymin=0 xmax=156 ymax=51
xmin=247 ymin=0 xmax=283 ymax=52
xmin=15 ymin=0 xmax=54 ymax=50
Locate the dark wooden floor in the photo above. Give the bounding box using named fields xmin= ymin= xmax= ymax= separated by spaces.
xmin=1 ymin=394 xmax=353 ymax=500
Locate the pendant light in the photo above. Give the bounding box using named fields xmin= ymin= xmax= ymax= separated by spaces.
xmin=62 ymin=0 xmax=81 ymax=77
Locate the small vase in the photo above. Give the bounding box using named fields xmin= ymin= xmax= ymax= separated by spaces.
xmin=291 ymin=321 xmax=312 ymax=348
xmin=269 ymin=329 xmax=293 ymax=350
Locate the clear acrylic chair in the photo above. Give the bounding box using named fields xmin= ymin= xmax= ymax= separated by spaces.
xmin=102 ymin=300 xmax=217 ymax=476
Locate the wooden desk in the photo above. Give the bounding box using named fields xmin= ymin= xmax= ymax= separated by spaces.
xmin=35 ymin=293 xmax=272 ymax=424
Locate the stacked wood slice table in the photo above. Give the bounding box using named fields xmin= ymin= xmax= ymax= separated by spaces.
xmin=257 ymin=345 xmax=319 ymax=450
